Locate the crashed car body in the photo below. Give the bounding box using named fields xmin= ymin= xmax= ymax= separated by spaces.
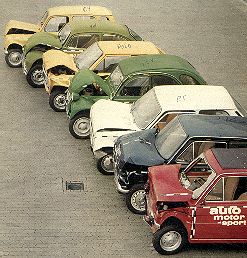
xmin=4 ymin=5 xmax=115 ymax=68
xmin=91 ymin=85 xmax=245 ymax=175
xmin=67 ymin=54 xmax=206 ymax=139
xmin=43 ymin=41 xmax=163 ymax=112
xmin=144 ymin=148 xmax=247 ymax=255
xmin=113 ymin=114 xmax=247 ymax=214
xmin=22 ymin=20 xmax=141 ymax=87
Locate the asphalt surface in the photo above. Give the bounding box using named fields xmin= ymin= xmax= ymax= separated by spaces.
xmin=0 ymin=0 xmax=247 ymax=257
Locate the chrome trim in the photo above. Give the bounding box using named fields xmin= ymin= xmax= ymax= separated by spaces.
xmin=114 ymin=170 xmax=129 ymax=194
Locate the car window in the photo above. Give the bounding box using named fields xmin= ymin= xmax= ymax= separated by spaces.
xmin=72 ymin=16 xmax=94 ymax=21
xmin=67 ymin=34 xmax=100 ymax=48
xmin=199 ymin=110 xmax=229 ymax=115
xmin=206 ymin=176 xmax=247 ymax=201
xmin=95 ymin=56 xmax=130 ymax=73
xmin=44 ymin=16 xmax=68 ymax=32
xmin=120 ymin=76 xmax=150 ymax=96
xmin=179 ymin=74 xmax=200 ymax=85
xmin=151 ymin=74 xmax=178 ymax=87
xmin=176 ymin=141 xmax=227 ymax=164
xmin=102 ymin=34 xmax=128 ymax=41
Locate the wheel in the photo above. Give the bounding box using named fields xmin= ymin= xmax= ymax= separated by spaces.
xmin=5 ymin=49 xmax=23 ymax=68
xmin=126 ymin=184 xmax=146 ymax=214
xmin=49 ymin=88 xmax=66 ymax=112
xmin=26 ymin=64 xmax=45 ymax=88
xmin=69 ymin=113 xmax=90 ymax=139
xmin=97 ymin=154 xmax=114 ymax=175
xmin=153 ymin=225 xmax=187 ymax=255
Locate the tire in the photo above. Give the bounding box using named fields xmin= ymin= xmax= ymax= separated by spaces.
xmin=69 ymin=112 xmax=90 ymax=139
xmin=26 ymin=64 xmax=45 ymax=88
xmin=97 ymin=154 xmax=114 ymax=175
xmin=5 ymin=49 xmax=23 ymax=68
xmin=49 ymin=88 xmax=66 ymax=112
xmin=153 ymin=225 xmax=187 ymax=255
xmin=126 ymin=184 xmax=146 ymax=214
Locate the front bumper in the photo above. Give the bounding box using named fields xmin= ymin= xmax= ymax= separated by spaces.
xmin=113 ymin=170 xmax=129 ymax=194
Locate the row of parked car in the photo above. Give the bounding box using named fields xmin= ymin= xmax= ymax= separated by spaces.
xmin=4 ymin=5 xmax=247 ymax=255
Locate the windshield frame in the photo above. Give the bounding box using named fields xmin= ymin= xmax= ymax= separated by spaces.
xmin=40 ymin=11 xmax=48 ymax=28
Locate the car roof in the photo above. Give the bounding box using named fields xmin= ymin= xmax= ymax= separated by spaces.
xmin=97 ymin=41 xmax=162 ymax=55
xmin=153 ymin=85 xmax=238 ymax=112
xmin=48 ymin=6 xmax=113 ymax=16
xmin=68 ymin=20 xmax=133 ymax=38
xmin=176 ymin=114 xmax=247 ymax=138
xmin=118 ymin=54 xmax=200 ymax=76
xmin=211 ymin=148 xmax=247 ymax=170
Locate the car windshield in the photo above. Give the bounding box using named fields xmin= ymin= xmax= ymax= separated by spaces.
xmin=58 ymin=24 xmax=71 ymax=45
xmin=109 ymin=66 xmax=124 ymax=89
xmin=233 ymin=97 xmax=247 ymax=116
xmin=155 ymin=118 xmax=187 ymax=160
xmin=131 ymin=89 xmax=162 ymax=129
xmin=180 ymin=154 xmax=217 ymax=199
xmin=75 ymin=43 xmax=103 ymax=70
xmin=40 ymin=11 xmax=48 ymax=27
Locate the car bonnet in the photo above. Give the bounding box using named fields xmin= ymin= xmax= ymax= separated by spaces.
xmin=116 ymin=128 xmax=164 ymax=167
xmin=23 ymin=32 xmax=62 ymax=54
xmin=5 ymin=20 xmax=39 ymax=35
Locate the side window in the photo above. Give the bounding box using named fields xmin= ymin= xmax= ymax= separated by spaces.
xmin=176 ymin=141 xmax=227 ymax=163
xmin=95 ymin=56 xmax=130 ymax=73
xmin=151 ymin=75 xmax=178 ymax=87
xmin=206 ymin=176 xmax=247 ymax=201
xmin=67 ymin=34 xmax=100 ymax=49
xmin=179 ymin=74 xmax=200 ymax=85
xmin=228 ymin=141 xmax=247 ymax=148
xmin=78 ymin=34 xmax=100 ymax=48
xmin=72 ymin=16 xmax=94 ymax=21
xmin=102 ymin=34 xmax=127 ymax=41
xmin=199 ymin=110 xmax=229 ymax=115
xmin=120 ymin=76 xmax=150 ymax=96
xmin=45 ymin=16 xmax=68 ymax=32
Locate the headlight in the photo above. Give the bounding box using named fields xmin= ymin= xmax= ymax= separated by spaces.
xmin=71 ymin=92 xmax=80 ymax=101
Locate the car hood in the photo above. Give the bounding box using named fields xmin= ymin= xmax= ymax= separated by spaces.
xmin=43 ymin=50 xmax=78 ymax=72
xmin=148 ymin=164 xmax=192 ymax=202
xmin=116 ymin=128 xmax=164 ymax=167
xmin=5 ymin=20 xmax=39 ymax=35
xmin=24 ymin=32 xmax=62 ymax=54
xmin=91 ymin=99 xmax=139 ymax=135
xmin=69 ymin=69 xmax=110 ymax=95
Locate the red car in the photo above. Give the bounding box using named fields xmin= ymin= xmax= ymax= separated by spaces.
xmin=144 ymin=148 xmax=247 ymax=255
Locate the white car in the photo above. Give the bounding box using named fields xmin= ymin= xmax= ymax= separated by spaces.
xmin=89 ymin=85 xmax=246 ymax=175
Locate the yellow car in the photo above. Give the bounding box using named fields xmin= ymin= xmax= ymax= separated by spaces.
xmin=43 ymin=41 xmax=164 ymax=112
xmin=4 ymin=5 xmax=115 ymax=68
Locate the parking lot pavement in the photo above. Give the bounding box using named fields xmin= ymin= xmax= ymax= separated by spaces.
xmin=0 ymin=0 xmax=247 ymax=257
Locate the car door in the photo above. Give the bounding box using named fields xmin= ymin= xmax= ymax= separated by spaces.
xmin=113 ymin=74 xmax=151 ymax=102
xmin=193 ymin=176 xmax=247 ymax=239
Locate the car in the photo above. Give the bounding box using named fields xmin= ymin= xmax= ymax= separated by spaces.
xmin=4 ymin=5 xmax=115 ymax=68
xmin=144 ymin=148 xmax=247 ymax=255
xmin=22 ymin=20 xmax=142 ymax=87
xmin=91 ymin=85 xmax=246 ymax=175
xmin=67 ymin=54 xmax=207 ymax=139
xmin=113 ymin=115 xmax=247 ymax=214
xmin=43 ymin=41 xmax=164 ymax=112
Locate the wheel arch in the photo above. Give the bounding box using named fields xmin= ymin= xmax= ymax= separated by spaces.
xmin=7 ymin=44 xmax=23 ymax=51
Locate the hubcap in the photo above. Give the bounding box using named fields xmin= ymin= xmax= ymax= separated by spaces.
xmin=73 ymin=117 xmax=90 ymax=137
xmin=130 ymin=189 xmax=146 ymax=212
xmin=31 ymin=68 xmax=45 ymax=85
xmin=8 ymin=51 xmax=23 ymax=66
xmin=54 ymin=93 xmax=66 ymax=110
xmin=160 ymin=231 xmax=182 ymax=251
xmin=101 ymin=155 xmax=114 ymax=173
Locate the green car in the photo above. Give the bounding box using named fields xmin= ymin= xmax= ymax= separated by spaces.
xmin=22 ymin=20 xmax=142 ymax=87
xmin=66 ymin=54 xmax=207 ymax=139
